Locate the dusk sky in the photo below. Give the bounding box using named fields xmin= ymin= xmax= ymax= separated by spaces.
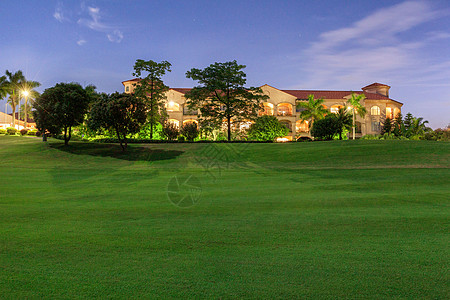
xmin=1 ymin=0 xmax=449 ymax=128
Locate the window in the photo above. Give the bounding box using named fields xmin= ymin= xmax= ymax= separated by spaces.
xmin=183 ymin=105 xmax=198 ymax=115
xmin=260 ymin=103 xmax=274 ymax=116
xmin=277 ymin=103 xmax=292 ymax=116
xmin=166 ymin=101 xmax=180 ymax=112
xmin=125 ymin=85 xmax=130 ymax=93
xmin=330 ymin=105 xmax=343 ymax=114
xmin=296 ymin=120 xmax=309 ymax=132
xmin=386 ymin=107 xmax=393 ymax=119
xmin=371 ymin=121 xmax=381 ymax=132
xmin=371 ymin=106 xmax=380 ymax=116
xmin=355 ymin=122 xmax=362 ymax=133
xmin=280 ymin=121 xmax=292 ymax=132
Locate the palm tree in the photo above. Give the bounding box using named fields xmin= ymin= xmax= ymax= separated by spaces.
xmin=297 ymin=94 xmax=328 ymax=131
xmin=347 ymin=93 xmax=367 ymax=140
xmin=333 ymin=107 xmax=353 ymax=140
xmin=4 ymin=70 xmax=25 ymax=128
xmin=19 ymin=79 xmax=41 ymax=128
xmin=407 ymin=117 xmax=429 ymax=137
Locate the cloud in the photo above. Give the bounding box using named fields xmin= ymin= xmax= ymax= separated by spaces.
xmin=77 ymin=39 xmax=87 ymax=46
xmin=53 ymin=2 xmax=68 ymax=23
xmin=300 ymin=1 xmax=448 ymax=89
xmin=77 ymin=5 xmax=124 ymax=43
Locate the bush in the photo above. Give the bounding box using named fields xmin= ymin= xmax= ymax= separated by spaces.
xmin=6 ymin=127 xmax=17 ymax=135
xmin=20 ymin=129 xmax=29 ymax=136
xmin=0 ymin=128 xmax=6 ymax=135
xmin=162 ymin=123 xmax=179 ymax=140
xmin=297 ymin=136 xmax=313 ymax=142
xmin=248 ymin=116 xmax=289 ymax=141
xmin=177 ymin=136 xmax=185 ymax=142
xmin=311 ymin=116 xmax=339 ymax=141
xmin=35 ymin=131 xmax=42 ymax=137
xmin=180 ymin=122 xmax=199 ymax=141
xmin=27 ymin=130 xmax=37 ymax=136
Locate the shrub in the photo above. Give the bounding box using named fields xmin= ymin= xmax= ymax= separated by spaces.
xmin=35 ymin=131 xmax=42 ymax=137
xmin=6 ymin=127 xmax=17 ymax=135
xmin=311 ymin=116 xmax=339 ymax=141
xmin=177 ymin=136 xmax=185 ymax=142
xmin=361 ymin=134 xmax=380 ymax=140
xmin=180 ymin=122 xmax=199 ymax=141
xmin=20 ymin=129 xmax=29 ymax=136
xmin=0 ymin=128 xmax=6 ymax=135
xmin=248 ymin=116 xmax=288 ymax=141
xmin=27 ymin=130 xmax=37 ymax=136
xmin=162 ymin=123 xmax=179 ymax=140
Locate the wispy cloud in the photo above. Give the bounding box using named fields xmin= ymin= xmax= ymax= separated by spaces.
xmin=77 ymin=5 xmax=124 ymax=43
xmin=53 ymin=1 xmax=68 ymax=23
xmin=300 ymin=1 xmax=450 ymax=89
xmin=77 ymin=39 xmax=87 ymax=46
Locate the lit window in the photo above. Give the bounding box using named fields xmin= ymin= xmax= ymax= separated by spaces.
xmin=330 ymin=105 xmax=343 ymax=114
xmin=125 ymin=85 xmax=130 ymax=92
xmin=386 ymin=107 xmax=393 ymax=119
xmin=166 ymin=101 xmax=180 ymax=112
xmin=371 ymin=106 xmax=380 ymax=116
xmin=296 ymin=120 xmax=309 ymax=132
xmin=277 ymin=103 xmax=292 ymax=116
xmin=260 ymin=103 xmax=274 ymax=115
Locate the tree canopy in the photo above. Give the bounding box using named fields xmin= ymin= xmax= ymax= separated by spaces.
xmin=33 ymin=82 xmax=94 ymax=145
xmin=132 ymin=59 xmax=172 ymax=139
xmin=248 ymin=115 xmax=288 ymax=141
xmin=297 ymin=94 xmax=328 ymax=128
xmin=88 ymin=92 xmax=147 ymax=151
xmin=184 ymin=60 xmax=268 ymax=141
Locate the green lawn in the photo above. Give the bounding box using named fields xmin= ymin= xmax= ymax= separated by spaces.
xmin=0 ymin=136 xmax=449 ymax=298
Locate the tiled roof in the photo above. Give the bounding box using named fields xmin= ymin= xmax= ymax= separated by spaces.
xmin=281 ymin=90 xmax=392 ymax=101
xmin=171 ymin=88 xmax=192 ymax=94
xmin=362 ymin=82 xmax=390 ymax=89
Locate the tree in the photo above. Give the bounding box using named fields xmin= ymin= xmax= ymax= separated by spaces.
xmin=33 ymin=82 xmax=93 ymax=145
xmin=88 ymin=92 xmax=147 ymax=151
xmin=381 ymin=117 xmax=392 ymax=135
xmin=311 ymin=115 xmax=340 ymax=141
xmin=297 ymin=94 xmax=328 ymax=129
xmin=0 ymin=76 xmax=7 ymax=100
xmin=184 ymin=60 xmax=268 ymax=141
xmin=407 ymin=117 xmax=429 ymax=137
xmin=248 ymin=115 xmax=288 ymax=141
xmin=4 ymin=70 xmax=25 ymax=128
xmin=19 ymin=102 xmax=33 ymax=120
xmin=347 ymin=93 xmax=367 ymax=140
xmin=132 ymin=59 xmax=172 ymax=139
xmin=393 ymin=112 xmax=404 ymax=137
xmin=180 ymin=122 xmax=199 ymax=141
xmin=404 ymin=113 xmax=414 ymax=132
xmin=19 ymin=79 xmax=41 ymax=128
xmin=333 ymin=107 xmax=353 ymax=140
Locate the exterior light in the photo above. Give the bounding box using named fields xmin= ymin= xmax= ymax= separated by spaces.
xmin=22 ymin=91 xmax=29 ymax=97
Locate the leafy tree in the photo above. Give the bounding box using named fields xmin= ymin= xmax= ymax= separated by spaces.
xmin=19 ymin=102 xmax=33 ymax=120
xmin=248 ymin=115 xmax=288 ymax=141
xmin=163 ymin=122 xmax=179 ymax=140
xmin=132 ymin=59 xmax=172 ymax=139
xmin=381 ymin=117 xmax=392 ymax=135
xmin=311 ymin=115 xmax=340 ymax=141
xmin=88 ymin=92 xmax=147 ymax=151
xmin=333 ymin=107 xmax=352 ymax=140
xmin=184 ymin=60 xmax=268 ymax=141
xmin=297 ymin=94 xmax=328 ymax=129
xmin=347 ymin=93 xmax=367 ymax=140
xmin=33 ymin=82 xmax=93 ymax=145
xmin=0 ymin=76 xmax=7 ymax=100
xmin=180 ymin=122 xmax=199 ymax=141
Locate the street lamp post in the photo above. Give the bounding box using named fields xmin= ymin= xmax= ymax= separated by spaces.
xmin=22 ymin=90 xmax=29 ymax=129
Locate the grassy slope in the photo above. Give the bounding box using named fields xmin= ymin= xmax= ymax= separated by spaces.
xmin=0 ymin=136 xmax=449 ymax=298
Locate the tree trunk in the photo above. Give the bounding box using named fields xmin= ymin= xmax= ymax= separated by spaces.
xmin=11 ymin=104 xmax=16 ymax=128
xmin=24 ymin=97 xmax=28 ymax=129
xmin=227 ymin=116 xmax=231 ymax=141
xmin=64 ymin=127 xmax=69 ymax=145
xmin=352 ymin=110 xmax=356 ymax=140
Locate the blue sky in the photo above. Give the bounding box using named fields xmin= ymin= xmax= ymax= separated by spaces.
xmin=1 ymin=0 xmax=449 ymax=128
